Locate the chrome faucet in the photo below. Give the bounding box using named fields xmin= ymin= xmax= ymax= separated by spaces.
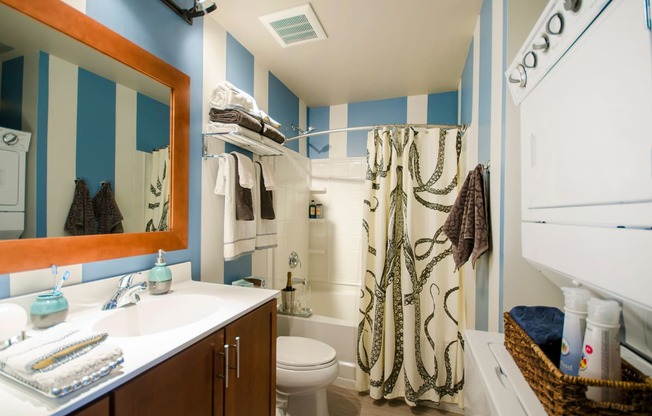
xmin=291 ymin=277 xmax=307 ymax=286
xmin=102 ymin=273 xmax=147 ymax=310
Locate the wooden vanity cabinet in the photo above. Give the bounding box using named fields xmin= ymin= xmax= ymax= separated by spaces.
xmin=110 ymin=299 xmax=276 ymax=416
xmin=221 ymin=299 xmax=276 ymax=416
xmin=69 ymin=396 xmax=110 ymax=416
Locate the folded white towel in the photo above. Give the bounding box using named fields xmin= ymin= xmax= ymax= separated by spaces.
xmin=0 ymin=323 xmax=107 ymax=373
xmin=254 ymin=163 xmax=277 ymax=250
xmin=258 ymin=158 xmax=277 ymax=191
xmin=210 ymin=81 xmax=258 ymax=113
xmin=231 ymin=152 xmax=255 ymax=189
xmin=206 ymin=122 xmax=263 ymax=142
xmin=215 ymin=154 xmax=256 ymax=260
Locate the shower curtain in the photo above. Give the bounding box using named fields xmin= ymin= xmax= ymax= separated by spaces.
xmin=145 ymin=147 xmax=170 ymax=232
xmin=356 ymin=126 xmax=466 ymax=407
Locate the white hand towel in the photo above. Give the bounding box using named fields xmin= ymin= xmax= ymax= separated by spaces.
xmin=231 ymin=152 xmax=255 ymax=189
xmin=254 ymin=163 xmax=278 ymax=250
xmin=214 ymin=156 xmax=227 ymax=195
xmin=214 ymin=154 xmax=256 ymax=260
xmin=258 ymin=158 xmax=277 ymax=191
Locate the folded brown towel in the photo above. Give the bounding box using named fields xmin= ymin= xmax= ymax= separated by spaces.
xmin=256 ymin=162 xmax=275 ymax=220
xmin=261 ymin=124 xmax=286 ymax=144
xmin=442 ymin=164 xmax=489 ymax=270
xmin=92 ymin=181 xmax=124 ymax=234
xmin=232 ymin=154 xmax=254 ymax=221
xmin=209 ymin=108 xmax=263 ymax=134
xmin=64 ymin=179 xmax=96 ymax=236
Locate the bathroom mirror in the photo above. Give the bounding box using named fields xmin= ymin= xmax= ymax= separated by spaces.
xmin=0 ymin=0 xmax=189 ymax=274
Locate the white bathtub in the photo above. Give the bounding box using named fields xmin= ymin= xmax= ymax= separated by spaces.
xmin=277 ymin=282 xmax=358 ymax=389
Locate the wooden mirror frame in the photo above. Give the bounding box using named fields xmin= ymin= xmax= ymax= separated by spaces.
xmin=0 ymin=0 xmax=189 ymax=274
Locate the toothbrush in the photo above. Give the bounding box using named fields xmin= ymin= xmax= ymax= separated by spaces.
xmin=53 ymin=271 xmax=70 ymax=294
xmin=51 ymin=265 xmax=58 ymax=291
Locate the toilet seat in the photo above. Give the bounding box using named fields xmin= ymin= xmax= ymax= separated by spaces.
xmin=277 ymin=336 xmax=337 ymax=371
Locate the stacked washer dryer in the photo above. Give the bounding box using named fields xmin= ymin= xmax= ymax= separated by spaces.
xmin=0 ymin=126 xmax=31 ymax=240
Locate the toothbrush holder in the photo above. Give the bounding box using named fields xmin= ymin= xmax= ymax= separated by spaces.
xmin=30 ymin=292 xmax=69 ymax=329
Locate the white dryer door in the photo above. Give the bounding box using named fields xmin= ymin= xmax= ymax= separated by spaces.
xmin=0 ymin=149 xmax=20 ymax=207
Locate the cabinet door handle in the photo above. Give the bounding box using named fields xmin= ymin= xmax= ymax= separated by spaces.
xmin=235 ymin=336 xmax=241 ymax=379
xmin=223 ymin=344 xmax=230 ymax=388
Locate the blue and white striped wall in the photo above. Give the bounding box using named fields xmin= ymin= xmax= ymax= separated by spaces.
xmin=306 ymin=92 xmax=458 ymax=160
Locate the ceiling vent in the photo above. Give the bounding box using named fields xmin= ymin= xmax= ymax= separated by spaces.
xmin=259 ymin=4 xmax=327 ymax=48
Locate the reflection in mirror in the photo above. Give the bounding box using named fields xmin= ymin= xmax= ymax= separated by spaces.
xmin=0 ymin=3 xmax=171 ymax=239
xmin=0 ymin=0 xmax=189 ymax=274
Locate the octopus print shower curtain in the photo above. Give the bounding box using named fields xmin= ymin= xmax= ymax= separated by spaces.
xmin=356 ymin=126 xmax=466 ymax=407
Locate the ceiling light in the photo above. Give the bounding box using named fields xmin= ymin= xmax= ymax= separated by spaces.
xmin=160 ymin=0 xmax=217 ymax=25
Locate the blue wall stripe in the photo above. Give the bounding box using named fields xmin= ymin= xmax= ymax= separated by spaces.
xmin=307 ymin=106 xmax=330 ymax=159
xmin=427 ymin=91 xmax=458 ymax=125
xmin=475 ymin=0 xmax=493 ymax=332
xmin=268 ymin=72 xmax=299 ymax=152
xmin=76 ymin=68 xmax=116 ymax=197
xmin=136 ymin=93 xmax=170 ymax=152
xmin=347 ymin=97 xmax=407 ymax=157
xmin=36 ymin=52 xmax=49 ymax=238
xmin=461 ymin=40 xmax=474 ymax=126
xmin=226 ymin=33 xmax=255 ymax=96
xmin=0 ymin=56 xmax=24 ymax=130
xmin=0 ymin=274 xmax=9 ymax=299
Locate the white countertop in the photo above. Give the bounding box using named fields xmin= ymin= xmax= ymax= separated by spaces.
xmin=0 ymin=262 xmax=279 ymax=416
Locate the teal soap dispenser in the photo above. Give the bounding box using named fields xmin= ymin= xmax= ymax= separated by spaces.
xmin=149 ymin=249 xmax=172 ymax=295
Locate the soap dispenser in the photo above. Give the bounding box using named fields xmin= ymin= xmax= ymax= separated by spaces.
xmin=149 ymin=249 xmax=172 ymax=295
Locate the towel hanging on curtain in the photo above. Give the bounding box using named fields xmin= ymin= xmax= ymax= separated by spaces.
xmin=64 ymin=178 xmax=95 ymax=236
xmin=145 ymin=147 xmax=170 ymax=232
xmin=442 ymin=163 xmax=490 ymax=270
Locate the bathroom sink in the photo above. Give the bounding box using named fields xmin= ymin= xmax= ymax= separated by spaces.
xmin=92 ymin=294 xmax=222 ymax=337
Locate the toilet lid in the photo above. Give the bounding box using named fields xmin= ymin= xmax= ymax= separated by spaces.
xmin=277 ymin=336 xmax=336 ymax=369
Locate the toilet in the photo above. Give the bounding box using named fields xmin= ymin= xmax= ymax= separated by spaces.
xmin=276 ymin=336 xmax=338 ymax=416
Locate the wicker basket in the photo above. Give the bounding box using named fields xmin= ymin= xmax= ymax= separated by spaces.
xmin=503 ymin=312 xmax=652 ymax=416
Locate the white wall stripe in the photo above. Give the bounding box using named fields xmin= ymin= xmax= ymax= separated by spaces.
xmin=407 ymin=94 xmax=428 ymax=124
xmin=201 ymin=17 xmax=227 ymax=284
xmin=115 ymin=85 xmax=144 ymax=234
xmin=47 ymin=56 xmax=77 ymax=238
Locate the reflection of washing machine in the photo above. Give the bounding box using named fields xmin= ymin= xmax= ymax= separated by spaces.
xmin=0 ymin=126 xmax=31 ymax=239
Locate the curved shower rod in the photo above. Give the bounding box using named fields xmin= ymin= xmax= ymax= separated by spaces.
xmin=286 ymin=123 xmax=468 ymax=142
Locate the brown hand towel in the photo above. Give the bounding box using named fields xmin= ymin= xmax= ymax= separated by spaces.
xmin=92 ymin=181 xmax=124 ymax=234
xmin=232 ymin=154 xmax=254 ymax=221
xmin=260 ymin=124 xmax=286 ymax=144
xmin=256 ymin=162 xmax=275 ymax=220
xmin=64 ymin=179 xmax=96 ymax=236
xmin=442 ymin=164 xmax=489 ymax=270
xmin=209 ymin=108 xmax=263 ymax=133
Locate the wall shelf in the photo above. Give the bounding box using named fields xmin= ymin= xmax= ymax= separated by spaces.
xmin=308 ymin=249 xmax=326 ymax=255
xmin=309 ymin=218 xmax=325 ymax=224
xmin=202 ymin=124 xmax=286 ymax=157
xmin=309 ymin=188 xmax=327 ymax=194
